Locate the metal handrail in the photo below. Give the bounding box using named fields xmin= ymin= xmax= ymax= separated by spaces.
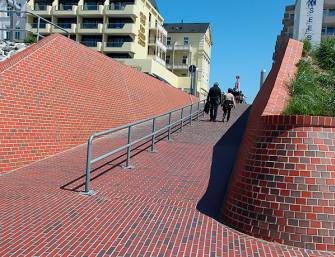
xmin=83 ymin=100 xmax=206 ymax=195
xmin=0 ymin=10 xmax=70 ymax=41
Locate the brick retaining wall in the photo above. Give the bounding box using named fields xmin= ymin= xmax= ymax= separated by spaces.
xmin=223 ymin=115 xmax=335 ymax=251
xmin=0 ymin=34 xmax=196 ymax=174
xmin=221 ymin=39 xmax=335 ymax=250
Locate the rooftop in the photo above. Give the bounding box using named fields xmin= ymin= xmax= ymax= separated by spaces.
xmin=164 ymin=23 xmax=210 ymax=33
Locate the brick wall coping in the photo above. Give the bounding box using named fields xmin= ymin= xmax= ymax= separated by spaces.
xmin=262 ymin=115 xmax=335 ymax=128
xmin=0 ymin=34 xmax=58 ymax=74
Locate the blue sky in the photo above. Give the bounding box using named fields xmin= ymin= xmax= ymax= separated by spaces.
xmin=159 ymin=0 xmax=294 ymax=102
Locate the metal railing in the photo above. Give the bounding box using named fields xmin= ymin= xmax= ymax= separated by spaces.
xmin=80 ymin=40 xmax=100 ymax=47
xmin=81 ymin=23 xmax=100 ymax=29
xmin=82 ymin=4 xmax=101 ymax=10
xmin=83 ymin=100 xmax=205 ymax=195
xmin=107 ymin=23 xmax=127 ymax=29
xmin=106 ymin=41 xmax=128 ymax=47
xmin=109 ymin=2 xmax=135 ymax=10
xmin=0 ymin=10 xmax=70 ymax=41
xmin=56 ymin=4 xmax=74 ymax=11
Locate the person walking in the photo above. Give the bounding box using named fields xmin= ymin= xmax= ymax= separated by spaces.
xmin=207 ymin=82 xmax=222 ymax=122
xmin=222 ymin=88 xmax=236 ymax=122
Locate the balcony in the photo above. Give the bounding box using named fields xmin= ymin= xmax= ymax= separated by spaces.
xmin=103 ymin=42 xmax=135 ymax=53
xmin=78 ymin=5 xmax=104 ymax=16
xmin=104 ymin=23 xmax=136 ymax=34
xmin=52 ymin=23 xmax=77 ymax=34
xmin=52 ymin=5 xmax=78 ymax=16
xmin=150 ymin=23 xmax=168 ymax=36
xmin=167 ymin=44 xmax=192 ymax=52
xmin=27 ymin=23 xmax=51 ymax=34
xmin=31 ymin=4 xmax=52 ymax=15
xmin=105 ymin=4 xmax=139 ymax=17
xmin=148 ymin=38 xmax=167 ymax=52
xmin=166 ymin=63 xmax=189 ymax=70
xmin=77 ymin=23 xmax=103 ymax=33
xmin=149 ymin=56 xmax=166 ymax=66
xmin=81 ymin=41 xmax=102 ymax=51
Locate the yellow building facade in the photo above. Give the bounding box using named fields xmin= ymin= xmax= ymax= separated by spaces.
xmin=164 ymin=23 xmax=212 ymax=98
xmin=26 ymin=0 xmax=212 ymax=95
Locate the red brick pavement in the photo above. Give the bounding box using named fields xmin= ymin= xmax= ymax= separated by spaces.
xmin=0 ymin=105 xmax=333 ymax=256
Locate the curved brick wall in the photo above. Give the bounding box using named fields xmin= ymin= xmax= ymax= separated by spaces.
xmin=0 ymin=34 xmax=195 ymax=174
xmin=223 ymin=115 xmax=335 ymax=251
xmin=220 ymin=39 xmax=335 ymax=251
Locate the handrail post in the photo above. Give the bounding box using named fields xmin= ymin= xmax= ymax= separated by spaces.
xmin=168 ymin=112 xmax=173 ymax=142
xmin=203 ymin=99 xmax=206 ymax=117
xmin=190 ymin=104 xmax=193 ymax=126
xmin=180 ymin=108 xmax=184 ymax=132
xmin=81 ymin=137 xmax=96 ymax=196
xmin=37 ymin=16 xmax=40 ymax=41
xmin=197 ymin=101 xmax=201 ymax=122
xmin=150 ymin=118 xmax=157 ymax=153
xmin=124 ymin=126 xmax=135 ymax=169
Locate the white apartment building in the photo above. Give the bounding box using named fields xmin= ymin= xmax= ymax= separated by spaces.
xmin=274 ymin=0 xmax=335 ymax=59
xmin=0 ymin=0 xmax=27 ymax=41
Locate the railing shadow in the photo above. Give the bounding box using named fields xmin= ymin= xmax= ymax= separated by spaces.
xmin=60 ymin=121 xmax=194 ymax=193
xmin=197 ymin=106 xmax=251 ymax=222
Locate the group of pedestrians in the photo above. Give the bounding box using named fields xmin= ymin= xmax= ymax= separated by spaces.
xmin=206 ymin=82 xmax=236 ymax=123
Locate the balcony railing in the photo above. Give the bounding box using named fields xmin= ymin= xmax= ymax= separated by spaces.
xmin=167 ymin=44 xmax=192 ymax=51
xmin=108 ymin=23 xmax=126 ymax=29
xmin=57 ymin=4 xmax=74 ymax=10
xmin=81 ymin=41 xmax=99 ymax=47
xmin=81 ymin=23 xmax=99 ymax=29
xmin=57 ymin=23 xmax=73 ymax=29
xmin=34 ymin=4 xmax=48 ymax=10
xmin=106 ymin=41 xmax=127 ymax=47
xmin=31 ymin=22 xmax=47 ymax=29
xmin=110 ymin=3 xmax=126 ymax=10
xmin=167 ymin=63 xmax=189 ymax=70
xmin=83 ymin=4 xmax=100 ymax=10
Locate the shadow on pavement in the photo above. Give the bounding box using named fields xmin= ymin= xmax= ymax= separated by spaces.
xmin=60 ymin=123 xmax=192 ymax=193
xmin=197 ymin=106 xmax=251 ymax=222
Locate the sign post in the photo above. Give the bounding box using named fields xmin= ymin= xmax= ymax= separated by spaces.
xmin=189 ymin=65 xmax=197 ymax=96
xmin=293 ymin=0 xmax=324 ymax=45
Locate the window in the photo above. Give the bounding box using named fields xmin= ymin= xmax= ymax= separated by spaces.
xmin=328 ymin=9 xmax=335 ymax=16
xmin=15 ymin=27 xmax=20 ymax=40
xmin=184 ymin=37 xmax=189 ymax=45
xmin=289 ymin=14 xmax=294 ymax=20
xmin=327 ymin=27 xmax=335 ymax=35
xmin=6 ymin=31 xmax=10 ymax=40
xmin=166 ymin=55 xmax=170 ymax=64
xmin=149 ymin=13 xmax=151 ymax=23
xmin=7 ymin=6 xmax=13 ymax=17
xmin=322 ymin=27 xmax=326 ymax=35
xmin=182 ymin=56 xmax=188 ymax=64
xmin=167 ymin=37 xmax=171 ymax=46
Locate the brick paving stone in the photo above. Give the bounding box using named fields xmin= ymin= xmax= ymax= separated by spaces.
xmin=0 ymin=105 xmax=334 ymax=256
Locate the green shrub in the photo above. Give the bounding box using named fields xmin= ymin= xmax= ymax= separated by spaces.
xmin=23 ymin=35 xmax=37 ymax=44
xmin=285 ymin=59 xmax=335 ymax=116
xmin=303 ymin=40 xmax=312 ymax=55
xmin=316 ymin=38 xmax=335 ymax=70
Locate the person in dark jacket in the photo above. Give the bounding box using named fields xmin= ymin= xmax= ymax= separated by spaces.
xmin=207 ymin=82 xmax=222 ymax=122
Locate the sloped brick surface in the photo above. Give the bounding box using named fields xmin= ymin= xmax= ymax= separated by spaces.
xmin=0 ymin=105 xmax=333 ymax=256
xmin=0 ymin=34 xmax=195 ymax=174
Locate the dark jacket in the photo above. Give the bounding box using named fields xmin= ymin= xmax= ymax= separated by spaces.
xmin=207 ymin=86 xmax=222 ymax=106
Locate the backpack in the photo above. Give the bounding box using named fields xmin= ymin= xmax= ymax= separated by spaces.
xmin=223 ymin=100 xmax=234 ymax=109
